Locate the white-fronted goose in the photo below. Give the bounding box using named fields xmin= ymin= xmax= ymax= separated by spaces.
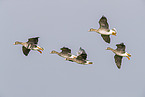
xmin=89 ymin=15 xmax=117 ymax=43
xmin=65 ymin=47 xmax=93 ymax=65
xmin=106 ymin=43 xmax=131 ymax=69
xmin=13 ymin=37 xmax=44 ymax=56
xmin=50 ymin=47 xmax=76 ymax=58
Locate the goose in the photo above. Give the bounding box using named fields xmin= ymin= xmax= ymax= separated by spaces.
xmin=106 ymin=43 xmax=131 ymax=69
xmin=13 ymin=37 xmax=44 ymax=56
xmin=88 ymin=15 xmax=117 ymax=43
xmin=65 ymin=47 xmax=93 ymax=65
xmin=50 ymin=47 xmax=76 ymax=58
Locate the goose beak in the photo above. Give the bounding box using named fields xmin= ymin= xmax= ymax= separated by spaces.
xmin=88 ymin=62 xmax=93 ymax=64
xmin=88 ymin=28 xmax=97 ymax=32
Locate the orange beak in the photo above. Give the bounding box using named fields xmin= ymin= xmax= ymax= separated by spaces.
xmin=88 ymin=62 xmax=93 ymax=64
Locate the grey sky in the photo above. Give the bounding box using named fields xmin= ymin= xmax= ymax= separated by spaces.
xmin=0 ymin=0 xmax=145 ymax=97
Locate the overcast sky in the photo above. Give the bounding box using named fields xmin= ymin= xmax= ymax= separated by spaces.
xmin=0 ymin=0 xmax=145 ymax=97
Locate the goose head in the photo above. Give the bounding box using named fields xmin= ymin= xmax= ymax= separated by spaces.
xmin=88 ymin=28 xmax=97 ymax=32
xmin=50 ymin=50 xmax=58 ymax=54
xmin=13 ymin=41 xmax=22 ymax=45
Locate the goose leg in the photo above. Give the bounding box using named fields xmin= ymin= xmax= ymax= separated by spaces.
xmin=37 ymin=46 xmax=44 ymax=51
xmin=38 ymin=50 xmax=42 ymax=54
xmin=126 ymin=56 xmax=130 ymax=60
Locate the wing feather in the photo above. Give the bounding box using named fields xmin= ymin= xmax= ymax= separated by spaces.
xmin=60 ymin=47 xmax=71 ymax=54
xmin=22 ymin=46 xmax=30 ymax=56
xmin=101 ymin=35 xmax=110 ymax=43
xmin=116 ymin=43 xmax=125 ymax=53
xmin=114 ymin=55 xmax=123 ymax=69
xmin=28 ymin=37 xmax=39 ymax=44
xmin=76 ymin=47 xmax=87 ymax=60
xmin=99 ymin=16 xmax=109 ymax=29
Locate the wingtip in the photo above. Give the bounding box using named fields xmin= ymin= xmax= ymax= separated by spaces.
xmin=105 ymin=40 xmax=110 ymax=44
xmin=101 ymin=15 xmax=106 ymax=18
xmin=35 ymin=36 xmax=40 ymax=38
xmin=116 ymin=42 xmax=125 ymax=46
xmin=102 ymin=15 xmax=105 ymax=17
xmin=117 ymin=66 xmax=121 ymax=69
xmin=24 ymin=54 xmax=28 ymax=56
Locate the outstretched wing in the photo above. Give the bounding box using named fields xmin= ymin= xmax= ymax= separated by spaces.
xmin=60 ymin=47 xmax=71 ymax=54
xmin=28 ymin=37 xmax=39 ymax=44
xmin=76 ymin=47 xmax=87 ymax=60
xmin=99 ymin=16 xmax=109 ymax=29
xmin=116 ymin=43 xmax=125 ymax=53
xmin=114 ymin=55 xmax=123 ymax=69
xmin=101 ymin=35 xmax=110 ymax=43
xmin=22 ymin=46 xmax=30 ymax=56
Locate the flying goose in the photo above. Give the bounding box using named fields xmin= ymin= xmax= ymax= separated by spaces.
xmin=50 ymin=47 xmax=76 ymax=58
xmin=89 ymin=15 xmax=117 ymax=43
xmin=65 ymin=47 xmax=93 ymax=65
xmin=106 ymin=43 xmax=131 ymax=69
xmin=13 ymin=37 xmax=44 ymax=56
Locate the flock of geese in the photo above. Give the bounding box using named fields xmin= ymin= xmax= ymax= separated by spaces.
xmin=13 ymin=15 xmax=131 ymax=69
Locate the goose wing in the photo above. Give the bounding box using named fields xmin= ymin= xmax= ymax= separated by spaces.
xmin=101 ymin=35 xmax=110 ymax=43
xmin=76 ymin=47 xmax=87 ymax=60
xmin=60 ymin=47 xmax=71 ymax=54
xmin=99 ymin=16 xmax=109 ymax=29
xmin=114 ymin=55 xmax=123 ymax=69
xmin=28 ymin=37 xmax=39 ymax=44
xmin=22 ymin=46 xmax=30 ymax=56
xmin=116 ymin=43 xmax=125 ymax=53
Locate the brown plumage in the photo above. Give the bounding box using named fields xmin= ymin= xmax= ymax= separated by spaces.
xmin=50 ymin=47 xmax=76 ymax=58
xmin=106 ymin=43 xmax=131 ymax=69
xmin=65 ymin=47 xmax=93 ymax=65
xmin=13 ymin=37 xmax=44 ymax=56
xmin=89 ymin=15 xmax=117 ymax=43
